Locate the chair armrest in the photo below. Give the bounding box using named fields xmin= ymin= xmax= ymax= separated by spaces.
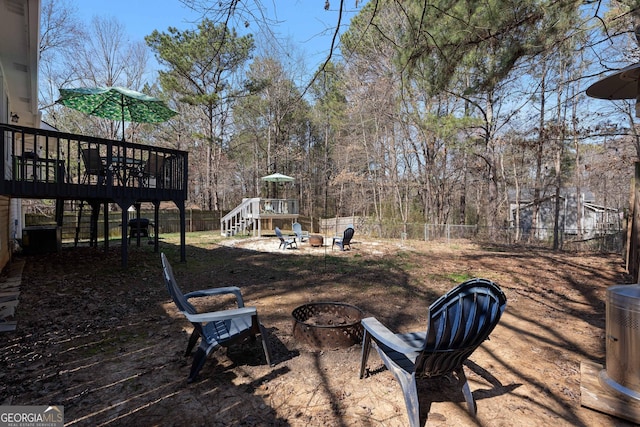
xmin=185 ymin=286 xmax=244 ymax=307
xmin=361 ymin=317 xmax=423 ymax=354
xmin=183 ymin=306 xmax=257 ymax=323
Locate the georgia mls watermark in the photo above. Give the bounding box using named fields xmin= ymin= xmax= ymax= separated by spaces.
xmin=0 ymin=406 xmax=64 ymax=427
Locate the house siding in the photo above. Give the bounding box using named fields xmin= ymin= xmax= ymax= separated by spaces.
xmin=0 ymin=195 xmax=11 ymax=269
xmin=0 ymin=58 xmax=11 ymax=271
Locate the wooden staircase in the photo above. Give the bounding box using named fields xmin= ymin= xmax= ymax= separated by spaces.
xmin=220 ymin=198 xmax=261 ymax=237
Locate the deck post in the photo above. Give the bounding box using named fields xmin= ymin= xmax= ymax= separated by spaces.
xmin=103 ymin=201 xmax=109 ymax=251
xmin=116 ymin=199 xmax=136 ymax=268
xmin=121 ymin=208 xmax=128 ymax=268
xmin=175 ymin=199 xmax=186 ymax=262
xmin=153 ymin=200 xmax=160 ymax=253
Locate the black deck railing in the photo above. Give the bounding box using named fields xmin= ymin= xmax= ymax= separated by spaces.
xmin=0 ymin=123 xmax=188 ymax=205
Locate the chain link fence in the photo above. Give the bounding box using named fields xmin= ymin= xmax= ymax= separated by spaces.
xmin=323 ymin=217 xmax=625 ymax=254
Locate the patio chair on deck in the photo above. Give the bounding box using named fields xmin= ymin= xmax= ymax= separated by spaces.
xmin=80 ymin=147 xmax=108 ymax=184
xmin=275 ymin=227 xmax=297 ymax=250
xmin=332 ymin=225 xmax=354 ymax=251
xmin=140 ymin=153 xmax=166 ymax=188
xmin=161 ymin=253 xmax=273 ymax=383
xmin=359 ymin=278 xmax=507 ymax=427
xmin=128 ymin=218 xmax=153 ymax=244
xmin=292 ymin=222 xmax=309 ymax=242
xmin=262 ymin=201 xmax=274 ymax=214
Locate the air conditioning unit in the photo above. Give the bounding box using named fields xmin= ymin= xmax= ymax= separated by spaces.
xmin=21 ymin=226 xmax=61 ymax=255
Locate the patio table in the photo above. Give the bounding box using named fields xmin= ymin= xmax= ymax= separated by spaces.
xmin=111 ymin=156 xmax=144 ymax=186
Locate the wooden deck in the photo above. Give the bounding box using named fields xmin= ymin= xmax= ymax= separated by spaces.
xmin=0 ymin=124 xmax=189 ymax=266
xmin=581 ymin=360 xmax=640 ymax=423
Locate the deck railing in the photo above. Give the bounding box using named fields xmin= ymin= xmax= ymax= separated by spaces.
xmin=260 ymin=198 xmax=298 ymax=215
xmin=0 ymin=123 xmax=188 ymax=203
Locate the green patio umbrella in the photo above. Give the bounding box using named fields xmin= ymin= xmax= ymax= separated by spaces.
xmin=260 ymin=172 xmax=295 ymax=183
xmin=261 ymin=173 xmax=294 ymax=198
xmin=56 ymin=86 xmax=177 ymax=141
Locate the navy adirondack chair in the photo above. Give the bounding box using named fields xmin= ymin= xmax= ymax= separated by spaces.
xmin=161 ymin=253 xmax=273 ymax=383
xmin=332 ymin=226 xmax=354 ymax=251
xmin=359 ymin=278 xmax=507 ymax=427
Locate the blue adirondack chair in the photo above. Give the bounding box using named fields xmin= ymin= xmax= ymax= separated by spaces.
xmin=161 ymin=253 xmax=273 ymax=383
xmin=292 ymin=222 xmax=309 ymax=242
xmin=275 ymin=227 xmax=297 ymax=249
xmin=359 ymin=278 xmax=507 ymax=427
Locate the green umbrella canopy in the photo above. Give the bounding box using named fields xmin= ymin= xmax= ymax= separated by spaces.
xmin=261 ymin=173 xmax=294 ymax=199
xmin=56 ymin=86 xmax=177 ymax=140
xmin=261 ymin=173 xmax=294 ymax=198
xmin=260 ymin=173 xmax=295 ymax=182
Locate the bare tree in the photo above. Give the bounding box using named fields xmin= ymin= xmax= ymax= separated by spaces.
xmin=41 ymin=14 xmax=150 ymax=141
xmin=39 ymin=0 xmax=86 ymax=112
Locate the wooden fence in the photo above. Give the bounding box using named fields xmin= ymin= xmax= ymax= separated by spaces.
xmin=26 ymin=210 xmax=319 ymax=242
xmin=319 ymin=216 xmax=361 ymax=236
xmin=26 ymin=209 xmax=221 ymax=241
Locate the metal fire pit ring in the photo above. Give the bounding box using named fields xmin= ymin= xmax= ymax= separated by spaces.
xmin=309 ymin=235 xmax=324 ymax=247
xmin=292 ymin=302 xmax=364 ymax=349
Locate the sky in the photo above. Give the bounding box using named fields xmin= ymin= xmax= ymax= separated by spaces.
xmin=75 ymin=0 xmax=363 ymax=85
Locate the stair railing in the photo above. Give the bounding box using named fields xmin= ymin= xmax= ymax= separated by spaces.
xmin=220 ymin=198 xmax=261 ymax=236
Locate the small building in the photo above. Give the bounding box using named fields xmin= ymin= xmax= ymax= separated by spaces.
xmin=509 ymin=189 xmax=620 ymax=240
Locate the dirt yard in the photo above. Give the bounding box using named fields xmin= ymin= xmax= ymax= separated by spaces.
xmin=0 ymin=233 xmax=636 ymax=426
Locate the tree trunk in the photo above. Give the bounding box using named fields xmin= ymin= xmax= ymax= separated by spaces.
xmin=533 ymin=61 xmax=548 ymax=242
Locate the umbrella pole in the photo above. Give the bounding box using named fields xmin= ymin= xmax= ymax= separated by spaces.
xmin=121 ymin=94 xmax=125 ymax=142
